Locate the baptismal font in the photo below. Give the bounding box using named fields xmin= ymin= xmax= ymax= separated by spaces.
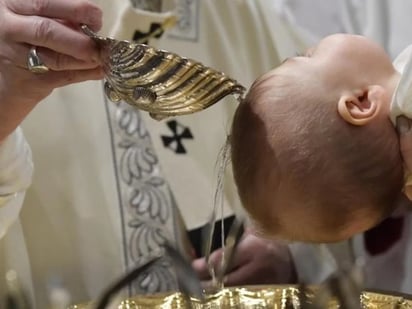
xmin=4 ymin=229 xmax=412 ymax=308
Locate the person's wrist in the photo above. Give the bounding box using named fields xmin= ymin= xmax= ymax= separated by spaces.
xmin=0 ymin=92 xmax=45 ymax=142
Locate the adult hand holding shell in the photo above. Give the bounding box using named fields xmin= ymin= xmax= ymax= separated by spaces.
xmin=0 ymin=0 xmax=104 ymax=141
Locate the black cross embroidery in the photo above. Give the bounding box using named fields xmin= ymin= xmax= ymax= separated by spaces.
xmin=161 ymin=120 xmax=194 ymax=154
xmin=133 ymin=22 xmax=164 ymax=44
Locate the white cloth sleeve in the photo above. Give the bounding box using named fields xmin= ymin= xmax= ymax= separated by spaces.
xmin=289 ymin=239 xmax=361 ymax=284
xmin=288 ymin=243 xmax=338 ymax=283
xmin=0 ymin=127 xmax=33 ymax=239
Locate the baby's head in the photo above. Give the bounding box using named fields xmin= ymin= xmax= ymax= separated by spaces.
xmin=231 ymin=34 xmax=404 ymax=243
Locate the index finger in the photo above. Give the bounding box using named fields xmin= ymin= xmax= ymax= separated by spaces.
xmin=7 ymin=0 xmax=102 ymax=31
xmin=10 ymin=15 xmax=99 ymax=61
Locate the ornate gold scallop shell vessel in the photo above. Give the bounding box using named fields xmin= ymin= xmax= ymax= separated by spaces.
xmin=69 ymin=285 xmax=412 ymax=308
xmin=82 ymin=25 xmax=245 ymax=120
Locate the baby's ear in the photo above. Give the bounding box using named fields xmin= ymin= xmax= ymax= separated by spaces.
xmin=337 ymin=86 xmax=385 ymax=126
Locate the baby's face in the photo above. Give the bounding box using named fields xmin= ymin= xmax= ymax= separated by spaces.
xmin=274 ymin=34 xmax=394 ymax=95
